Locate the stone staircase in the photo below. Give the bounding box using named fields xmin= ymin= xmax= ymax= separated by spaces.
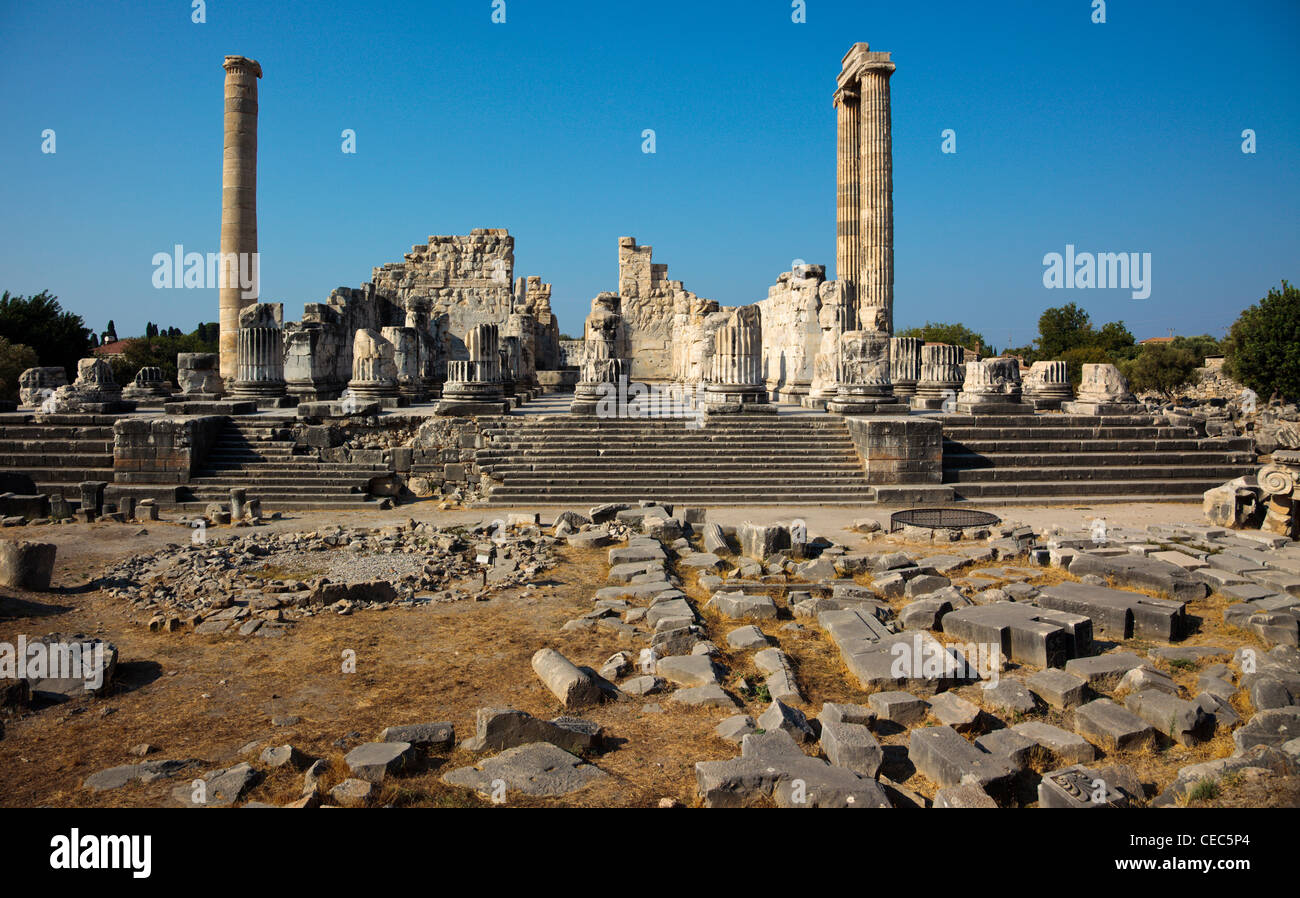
xmin=182 ymin=418 xmax=387 ymax=510
xmin=479 ymin=415 xmax=884 ymax=506
xmin=939 ymin=413 xmax=1256 ymax=503
xmin=0 ymin=414 xmax=116 ymax=498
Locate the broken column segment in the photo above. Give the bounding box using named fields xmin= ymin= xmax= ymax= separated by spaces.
xmin=826 ymin=330 xmax=907 ymax=415
xmin=704 ymin=307 xmax=773 ymax=414
xmin=954 ymin=357 xmax=1027 ymax=415
xmin=889 ymin=336 xmax=921 ymax=399
xmin=229 ymin=302 xmax=292 ymax=407
xmin=435 ymin=323 xmax=508 ymax=416
xmin=1022 ymin=360 xmax=1073 ymax=410
xmin=1062 ymin=363 xmax=1141 ymax=415
xmin=346 ymin=328 xmax=400 ymax=407
xmin=914 ymin=343 xmax=964 ymax=410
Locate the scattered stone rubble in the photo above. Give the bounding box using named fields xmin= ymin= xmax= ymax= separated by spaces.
xmin=95 ymin=519 xmax=558 ymax=636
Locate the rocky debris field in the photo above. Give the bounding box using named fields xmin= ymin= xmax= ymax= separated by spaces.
xmin=2 ymin=501 xmax=1299 ymax=808
xmin=94 ymin=516 xmax=560 ymax=638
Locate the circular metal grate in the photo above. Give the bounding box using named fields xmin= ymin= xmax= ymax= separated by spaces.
xmin=889 ymin=508 xmax=1002 ymax=532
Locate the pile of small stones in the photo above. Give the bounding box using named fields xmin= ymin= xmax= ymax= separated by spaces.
xmin=97 ymin=519 xmax=559 ymax=637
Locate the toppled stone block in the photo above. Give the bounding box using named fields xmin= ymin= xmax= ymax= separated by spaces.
xmin=443 ymin=742 xmax=608 ymax=798
xmin=944 ymin=601 xmax=1091 ymax=668
xmin=657 ymin=654 xmax=720 ymax=687
xmin=379 ymin=721 xmax=455 ymax=750
xmin=460 ymin=708 xmax=600 ymax=754
xmin=1124 ymin=690 xmax=1211 ymax=746
xmin=1067 ymin=552 xmax=1208 ymax=603
xmin=1065 ymin=653 xmax=1145 ymax=690
xmin=934 ymin=784 xmax=998 ymax=807
xmin=705 ymin=591 xmax=778 ymax=620
xmin=1027 ymin=668 xmax=1089 ymax=709
xmin=1037 ymin=764 xmax=1132 ymax=808
xmin=695 ymin=729 xmax=891 ymax=808
xmin=532 ymin=648 xmax=605 ymax=708
xmin=726 ymin=625 xmax=772 ymax=650
xmin=1074 ymin=699 xmax=1156 ymax=752
xmin=1012 ymin=721 xmax=1097 ymax=764
xmin=928 ymin=691 xmax=981 ymax=731
xmin=908 ymin=726 xmax=1016 ymax=800
xmin=820 ymin=719 xmax=883 ymax=778
xmin=757 ymin=699 xmax=816 ymax=742
xmin=344 ymin=742 xmax=416 ymax=783
xmin=868 ymin=691 xmax=928 ymax=726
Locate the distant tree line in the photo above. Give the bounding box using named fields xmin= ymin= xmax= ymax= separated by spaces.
xmin=0 ymin=289 xmax=217 ymax=400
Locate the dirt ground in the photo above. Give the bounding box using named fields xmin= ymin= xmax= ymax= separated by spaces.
xmin=0 ymin=501 xmax=1294 ymax=808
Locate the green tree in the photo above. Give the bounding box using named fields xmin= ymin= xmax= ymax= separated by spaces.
xmin=0 ymin=291 xmax=93 ymax=380
xmin=1036 ymin=303 xmax=1095 ymax=359
xmin=1225 ymin=280 xmax=1300 ymax=401
xmin=1171 ymin=334 xmax=1224 ymax=366
xmin=0 ymin=336 xmax=39 ymax=402
xmin=1122 ymin=343 xmax=1201 ymax=398
xmin=897 ymin=321 xmax=994 ymax=355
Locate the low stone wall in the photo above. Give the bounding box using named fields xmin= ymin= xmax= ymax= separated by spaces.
xmin=842 ymin=416 xmax=943 ymax=484
xmin=112 ymin=416 xmax=223 ymax=485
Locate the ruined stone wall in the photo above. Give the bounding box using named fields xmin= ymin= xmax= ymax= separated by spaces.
xmin=369 ymin=229 xmax=515 ymax=355
xmin=617 ymin=237 xmax=699 ymax=381
xmin=756 ymin=266 xmax=825 ymax=402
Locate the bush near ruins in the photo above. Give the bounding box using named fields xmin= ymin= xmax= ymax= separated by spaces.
xmin=0 ymin=290 xmax=93 ymax=381
xmin=1121 ymin=343 xmax=1201 ymax=399
xmin=897 ymin=322 xmax=993 ymax=355
xmin=0 ymin=336 xmax=39 ymax=402
xmin=1224 ymin=280 xmax=1300 ymax=402
xmin=108 ymin=323 xmax=218 ymax=387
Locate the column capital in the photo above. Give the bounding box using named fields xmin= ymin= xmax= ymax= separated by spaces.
xmin=223 ymin=55 xmax=262 ymax=78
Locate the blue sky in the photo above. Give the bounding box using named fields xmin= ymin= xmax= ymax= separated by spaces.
xmin=1 ymin=0 xmax=1296 ymax=347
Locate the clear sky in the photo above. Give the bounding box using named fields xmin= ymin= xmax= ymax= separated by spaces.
xmin=1 ymin=0 xmax=1296 ymax=346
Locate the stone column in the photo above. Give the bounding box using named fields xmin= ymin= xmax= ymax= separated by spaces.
xmin=1062 ymin=363 xmax=1140 ymax=415
xmin=834 ymin=84 xmax=860 ymax=324
xmin=889 ymin=336 xmax=921 ymax=398
xmin=570 ymin=340 xmax=626 ymax=416
xmin=230 ymin=302 xmax=288 ymax=405
xmin=915 ymin=343 xmax=965 ymax=410
xmin=704 ymin=311 xmax=773 ymax=414
xmin=859 ymin=53 xmax=894 ymax=334
xmin=1023 ymin=360 xmax=1073 ymax=410
xmin=219 ymin=56 xmax=262 ymax=386
xmin=435 ymin=323 xmax=507 ymax=415
xmin=347 ymin=328 xmax=398 ymax=405
xmin=838 ymin=43 xmax=895 ymax=335
xmin=384 ymin=325 xmax=422 ymax=402
xmin=826 ymin=330 xmax=906 ymax=415
xmin=955 ymin=358 xmax=1027 ymax=415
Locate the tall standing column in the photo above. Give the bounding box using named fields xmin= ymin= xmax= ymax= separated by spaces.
xmin=219 ymin=55 xmax=262 ymax=386
xmin=858 ymin=52 xmax=895 ymax=333
xmin=834 ymin=85 xmax=860 ymax=328
xmin=836 ymin=43 xmax=895 ymax=334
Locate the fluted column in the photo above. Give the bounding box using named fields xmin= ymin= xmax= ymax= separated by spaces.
xmin=889 ymin=336 xmax=921 ymax=397
xmin=219 ymin=55 xmax=262 ymax=385
xmin=858 ymin=57 xmax=894 ymax=333
xmin=955 ymin=357 xmax=1027 ymax=414
xmin=827 ymin=330 xmax=904 ymax=415
xmin=704 ymin=313 xmax=772 ymax=414
xmin=835 ymin=86 xmax=860 ymax=325
xmin=435 ymin=324 xmax=506 ymax=415
xmin=914 ymin=343 xmax=965 ymax=409
xmin=1023 ymin=360 xmax=1073 ymax=410
xmin=230 ymin=302 xmax=286 ymax=402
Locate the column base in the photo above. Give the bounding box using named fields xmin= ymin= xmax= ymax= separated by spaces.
xmin=434 ymin=399 xmax=510 ymax=416
xmin=954 ymin=398 xmax=1032 ymax=415
xmin=827 ymin=397 xmax=910 ymax=415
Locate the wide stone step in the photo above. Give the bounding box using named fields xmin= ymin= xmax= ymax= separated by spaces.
xmin=940 ymin=426 xmax=1199 ymax=440
xmin=943 ymin=449 xmax=1254 ymax=468
xmin=943 ymin=438 xmax=1249 ymax=454
xmin=484 ymin=488 xmax=878 ymax=503
xmin=949 ymin=478 xmax=1226 ymax=499
xmin=0 ymin=453 xmax=114 ymax=467
xmin=0 ymin=425 xmax=117 ymax=439
xmin=21 ymin=466 xmax=116 ymax=482
xmin=944 ymin=464 xmax=1250 ymax=484
xmin=483 ymin=462 xmax=868 ymax=478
